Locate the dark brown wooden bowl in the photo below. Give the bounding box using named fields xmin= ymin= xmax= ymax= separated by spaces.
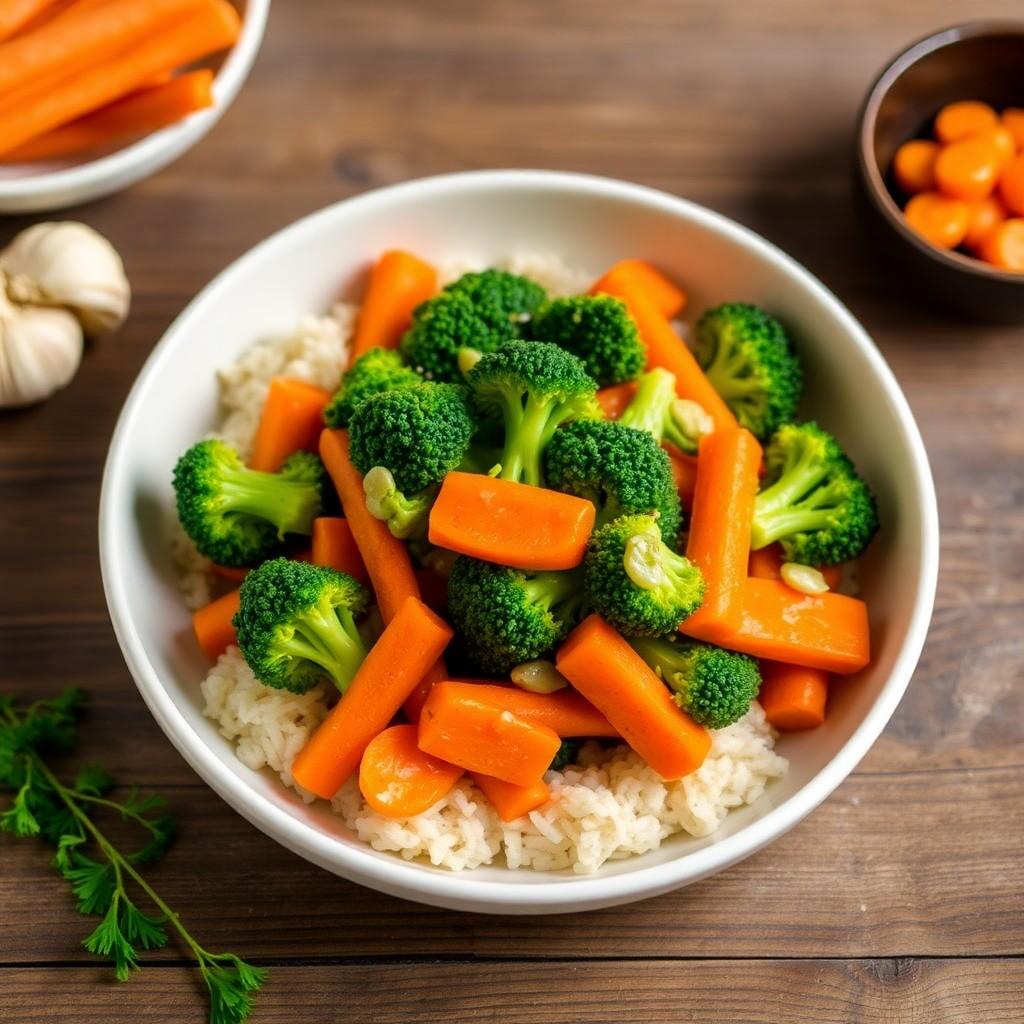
xmin=856 ymin=22 xmax=1024 ymax=323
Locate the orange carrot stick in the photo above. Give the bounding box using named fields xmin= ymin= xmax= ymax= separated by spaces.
xmin=471 ymin=772 xmax=550 ymax=822
xmin=595 ymin=381 xmax=637 ymax=420
xmin=758 ymin=662 xmax=829 ymax=731
xmin=249 ymin=377 xmax=331 ymax=473
xmin=709 ymin=578 xmax=870 ymax=674
xmin=292 ymin=596 xmax=453 ymax=799
xmin=311 ymin=517 xmax=369 ymax=586
xmin=2 ymin=69 xmax=213 ymax=163
xmin=0 ymin=0 xmax=207 ymax=100
xmin=418 ymin=682 xmax=561 ymax=786
xmin=319 ymin=429 xmax=422 ymax=623
xmin=556 ymin=615 xmax=711 ymax=780
xmin=420 ymin=680 xmax=618 ymax=738
xmin=681 ymin=428 xmax=762 ymax=643
xmin=594 ymin=273 xmax=736 ymax=432
xmin=192 ymin=587 xmax=240 ymax=661
xmin=358 ymin=724 xmax=463 ymax=818
xmin=0 ymin=0 xmax=62 ymax=44
xmin=428 ymin=472 xmax=596 ymax=571
xmin=349 ymin=250 xmax=437 ymax=366
xmin=0 ymin=0 xmax=239 ymax=156
xmin=590 ymin=260 xmax=687 ymax=318
xmin=666 ymin=449 xmax=699 ymax=511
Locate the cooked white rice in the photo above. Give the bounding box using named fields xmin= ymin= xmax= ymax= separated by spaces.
xmin=186 ymin=253 xmax=789 ymax=873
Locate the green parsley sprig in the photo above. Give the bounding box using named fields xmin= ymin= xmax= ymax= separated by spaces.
xmin=0 ymin=688 xmax=266 ymax=1024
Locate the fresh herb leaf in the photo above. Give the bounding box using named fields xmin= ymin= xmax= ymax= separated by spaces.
xmin=203 ymin=955 xmax=268 ymax=1024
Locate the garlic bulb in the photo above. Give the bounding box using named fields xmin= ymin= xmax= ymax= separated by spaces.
xmin=0 ymin=288 xmax=83 ymax=408
xmin=0 ymin=222 xmax=130 ymax=336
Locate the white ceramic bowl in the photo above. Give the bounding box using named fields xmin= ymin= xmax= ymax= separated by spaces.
xmin=100 ymin=171 xmax=939 ymax=914
xmin=0 ymin=0 xmax=268 ymax=214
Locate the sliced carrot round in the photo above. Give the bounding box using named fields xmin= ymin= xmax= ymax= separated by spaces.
xmin=979 ymin=218 xmax=1024 ymax=272
xmin=1001 ymin=108 xmax=1024 ymax=151
xmin=359 ymin=724 xmax=463 ymax=818
xmin=998 ymin=154 xmax=1024 ymax=216
xmin=892 ymin=139 xmax=938 ymax=194
xmin=963 ymin=196 xmax=1007 ymax=253
xmin=934 ymin=136 xmax=1001 ymax=201
xmin=903 ymin=192 xmax=970 ymax=249
xmin=934 ymin=100 xmax=998 ymax=144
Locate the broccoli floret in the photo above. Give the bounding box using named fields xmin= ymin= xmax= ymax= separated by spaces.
xmin=532 ymin=295 xmax=645 ymax=386
xmin=173 ymin=439 xmax=323 ymax=567
xmin=233 ymin=558 xmax=369 ymax=694
xmin=751 ymin=421 xmax=879 ymax=565
xmin=694 ymin=302 xmax=803 ymax=440
xmin=549 ymin=738 xmax=582 ymax=771
xmin=447 ymin=556 xmax=584 ymax=674
xmin=323 ymin=348 xmax=422 ymax=428
xmin=444 ymin=269 xmax=547 ymax=325
xmin=619 ymin=367 xmax=712 ymax=455
xmin=584 ymin=514 xmax=705 ymax=636
xmin=348 ymin=382 xmax=477 ymax=536
xmin=467 ymin=340 xmax=599 ymax=486
xmin=629 ymin=635 xmax=760 ymax=729
xmin=543 ymin=419 xmax=682 ymax=545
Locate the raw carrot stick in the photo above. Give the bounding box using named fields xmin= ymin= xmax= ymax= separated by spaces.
xmin=594 ymin=273 xmax=736 ymax=432
xmin=428 ymin=472 xmax=596 ymax=571
xmin=210 ymin=562 xmax=250 ymax=584
xmin=471 ymin=773 xmax=550 ymax=822
xmin=556 ymin=615 xmax=710 ymax=780
xmin=292 ymin=596 xmax=453 ymax=799
xmin=0 ymin=0 xmax=62 ymax=44
xmin=758 ymin=661 xmax=829 ymax=731
xmin=319 ymin=429 xmax=421 ymax=622
xmin=421 ymin=680 xmax=619 ymax=737
xmin=666 ymin=449 xmax=699 ymax=510
xmin=6 ymin=0 xmax=84 ymax=38
xmin=709 ymin=578 xmax=870 ymax=674
xmin=311 ymin=517 xmax=369 ymax=586
xmin=590 ymin=260 xmax=687 ymax=318
xmin=192 ymin=587 xmax=240 ymax=661
xmin=0 ymin=0 xmax=239 ymax=156
xmin=1 ymin=70 xmax=214 ymax=163
xmin=595 ymin=381 xmax=637 ymax=420
xmin=348 ymin=250 xmax=437 ymax=366
xmin=418 ymin=682 xmax=561 ymax=786
xmin=358 ymin=724 xmax=463 ymax=818
xmin=681 ymin=428 xmax=762 ymax=643
xmin=249 ymin=377 xmax=331 ymax=472
xmin=0 ymin=0 xmax=206 ymax=100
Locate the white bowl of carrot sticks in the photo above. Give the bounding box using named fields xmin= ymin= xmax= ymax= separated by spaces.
xmin=100 ymin=171 xmax=939 ymax=913
xmin=0 ymin=0 xmax=267 ymax=214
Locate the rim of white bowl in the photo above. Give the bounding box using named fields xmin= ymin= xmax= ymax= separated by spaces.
xmin=0 ymin=0 xmax=269 ymax=205
xmin=99 ymin=170 xmax=940 ymax=913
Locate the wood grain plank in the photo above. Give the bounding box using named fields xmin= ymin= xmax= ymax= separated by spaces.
xmin=2 ymin=768 xmax=1020 ymax=962
xmin=2 ymin=960 xmax=1023 ymax=1024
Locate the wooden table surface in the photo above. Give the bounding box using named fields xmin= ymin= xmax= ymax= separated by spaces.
xmin=3 ymin=2 xmax=1023 ymax=1021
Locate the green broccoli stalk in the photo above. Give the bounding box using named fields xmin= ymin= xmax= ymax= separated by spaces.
xmin=629 ymin=635 xmax=761 ymax=729
xmin=447 ymin=556 xmax=584 ymax=674
xmin=467 ymin=340 xmax=599 ymax=486
xmin=583 ymin=513 xmax=705 ymax=636
xmin=323 ymin=348 xmax=422 ymax=428
xmin=543 ymin=419 xmax=683 ymax=546
xmin=694 ymin=302 xmax=803 ymax=440
xmin=618 ymin=367 xmax=713 ymax=455
xmin=348 ymin=382 xmax=477 ymax=537
xmin=401 ymin=270 xmax=546 ymax=383
xmin=532 ymin=295 xmax=645 ymax=386
xmin=173 ymin=439 xmax=323 ymax=567
xmin=751 ymin=421 xmax=879 ymax=565
xmin=233 ymin=558 xmax=370 ymax=694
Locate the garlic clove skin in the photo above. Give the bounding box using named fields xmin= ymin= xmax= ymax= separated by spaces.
xmin=0 ymin=222 xmax=130 ymax=337
xmin=0 ymin=304 xmax=83 ymax=408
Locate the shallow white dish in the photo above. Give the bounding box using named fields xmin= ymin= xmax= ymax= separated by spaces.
xmin=100 ymin=170 xmax=939 ymax=914
xmin=0 ymin=0 xmax=268 ymax=214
